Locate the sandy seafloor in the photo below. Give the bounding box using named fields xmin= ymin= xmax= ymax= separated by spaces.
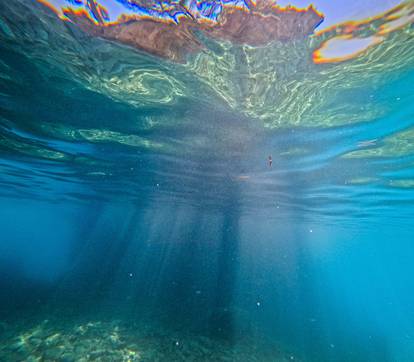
xmin=0 ymin=312 xmax=296 ymax=362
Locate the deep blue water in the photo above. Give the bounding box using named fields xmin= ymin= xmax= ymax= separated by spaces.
xmin=1 ymin=1 xmax=414 ymax=361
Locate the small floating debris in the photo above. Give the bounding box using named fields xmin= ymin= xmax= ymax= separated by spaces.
xmin=237 ymin=175 xmax=250 ymax=180
xmin=357 ymin=139 xmax=377 ymax=147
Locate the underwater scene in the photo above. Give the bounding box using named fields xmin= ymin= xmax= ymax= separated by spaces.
xmin=0 ymin=0 xmax=414 ymax=361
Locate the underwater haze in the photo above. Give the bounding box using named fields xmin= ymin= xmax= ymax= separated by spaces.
xmin=1 ymin=0 xmax=414 ymax=361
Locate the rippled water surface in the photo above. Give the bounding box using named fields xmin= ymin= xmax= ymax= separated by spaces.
xmin=1 ymin=0 xmax=414 ymax=361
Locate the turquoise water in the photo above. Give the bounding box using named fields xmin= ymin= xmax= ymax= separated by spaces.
xmin=1 ymin=0 xmax=414 ymax=361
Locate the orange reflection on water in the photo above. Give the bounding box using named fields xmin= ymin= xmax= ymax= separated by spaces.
xmin=36 ymin=0 xmax=62 ymax=18
xmin=313 ymin=35 xmax=384 ymax=64
xmin=313 ymin=1 xmax=413 ymax=64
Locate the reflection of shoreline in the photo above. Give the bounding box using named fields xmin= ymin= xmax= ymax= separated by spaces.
xmin=38 ymin=0 xmax=324 ymax=62
xmin=36 ymin=0 xmax=413 ymax=64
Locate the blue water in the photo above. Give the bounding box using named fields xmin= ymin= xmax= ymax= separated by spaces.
xmin=1 ymin=0 xmax=414 ymax=361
